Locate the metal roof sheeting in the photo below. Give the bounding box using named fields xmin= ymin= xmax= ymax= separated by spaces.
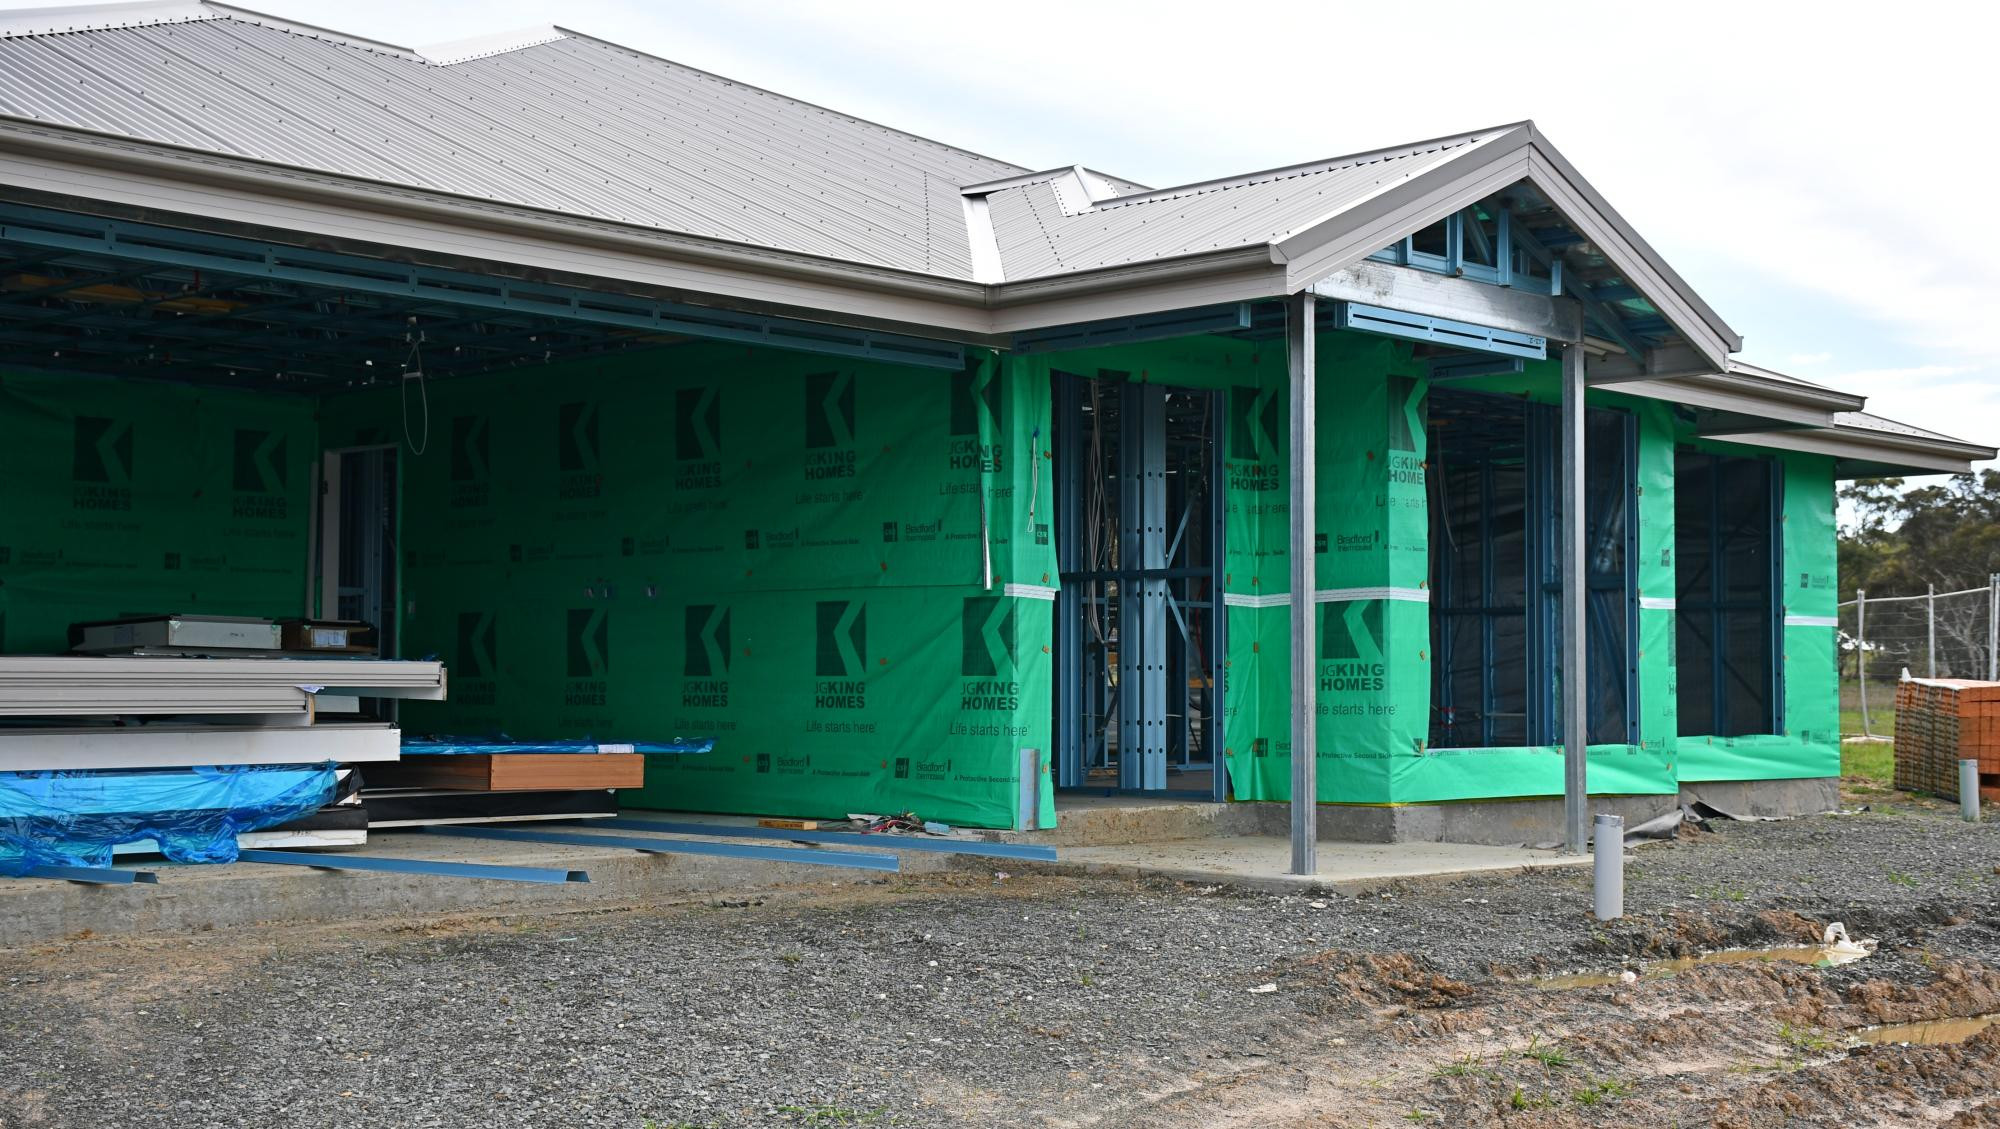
xmin=0 ymin=7 xmax=1023 ymax=277
xmin=979 ymin=134 xmax=1498 ymax=281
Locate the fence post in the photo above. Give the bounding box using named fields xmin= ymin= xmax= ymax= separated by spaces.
xmin=1856 ymin=589 xmax=1871 ymax=737
xmin=1928 ymin=583 xmax=1937 ymax=678
xmin=1989 ymin=573 xmax=1999 ymax=682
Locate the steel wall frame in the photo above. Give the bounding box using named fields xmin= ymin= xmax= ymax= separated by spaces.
xmin=1051 ymin=373 xmax=1226 ymax=800
xmin=1674 ymin=450 xmax=1784 ymax=737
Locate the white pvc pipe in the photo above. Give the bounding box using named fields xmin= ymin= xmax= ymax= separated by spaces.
xmin=1962 ymin=759 xmax=1981 ymax=823
xmin=1593 ymin=813 xmax=1624 ymax=921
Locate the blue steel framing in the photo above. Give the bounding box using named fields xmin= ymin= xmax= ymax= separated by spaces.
xmin=1430 ymin=391 xmax=1640 ymax=749
xmin=422 ymin=825 xmax=901 ymax=873
xmin=235 ymin=848 xmax=589 ymax=884
xmin=582 ymin=818 xmax=1059 ymax=862
xmin=1674 ymin=450 xmax=1786 ymax=737
xmin=1051 ymin=373 xmax=1228 ymax=801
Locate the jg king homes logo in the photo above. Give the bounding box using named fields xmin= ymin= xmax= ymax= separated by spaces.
xmin=564 ymin=608 xmax=610 ymax=708
xmin=231 ymin=429 xmax=289 ymax=522
xmin=71 ymin=415 xmax=134 ymax=511
xmin=1319 ymin=600 xmax=1389 ymax=711
xmin=557 ymin=401 xmax=601 ymax=501
xmin=450 ymin=414 xmax=491 ymax=509
xmin=949 ymin=367 xmax=1004 ymax=474
xmin=675 ymin=386 xmax=722 ymax=490
xmin=681 ymin=604 xmax=730 ymax=710
xmin=453 ymin=611 xmax=499 ymax=708
xmin=803 ymin=371 xmax=857 ymax=481
xmin=813 ymin=600 xmax=867 ymax=709
xmin=1384 ymin=376 xmax=1424 ymax=490
xmin=1227 ymin=385 xmax=1280 ymax=492
xmin=945 ymin=594 xmax=1021 ymax=750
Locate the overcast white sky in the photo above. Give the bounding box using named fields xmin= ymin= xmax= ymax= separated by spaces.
xmin=182 ymin=0 xmax=2000 ymax=472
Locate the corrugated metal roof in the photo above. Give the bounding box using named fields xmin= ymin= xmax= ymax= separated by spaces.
xmin=1836 ymin=411 xmax=1983 ymax=448
xmin=980 ymin=133 xmax=1500 ymax=281
xmin=0 ymin=5 xmax=1024 ymax=277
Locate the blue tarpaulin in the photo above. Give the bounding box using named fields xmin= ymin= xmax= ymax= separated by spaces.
xmin=0 ymin=764 xmax=336 ymax=876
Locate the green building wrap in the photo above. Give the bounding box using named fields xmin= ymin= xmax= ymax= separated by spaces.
xmin=321 ymin=343 xmax=1059 ymax=829
xmin=0 ymin=325 xmax=1847 ymax=830
xmin=0 ymin=371 xmax=316 ymax=651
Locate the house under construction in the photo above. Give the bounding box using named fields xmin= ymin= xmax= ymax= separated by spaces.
xmin=0 ymin=1 xmax=1990 ymax=850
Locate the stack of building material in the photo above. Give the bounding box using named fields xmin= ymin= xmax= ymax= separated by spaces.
xmin=0 ymin=650 xmax=445 ymax=869
xmin=360 ymin=737 xmax=711 ymax=827
xmin=1892 ymin=677 xmax=2000 ymax=801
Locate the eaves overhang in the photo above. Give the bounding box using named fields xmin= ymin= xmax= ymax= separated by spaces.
xmin=0 ymin=116 xmax=1307 ymax=343
xmin=1710 ymin=423 xmax=1997 ymax=478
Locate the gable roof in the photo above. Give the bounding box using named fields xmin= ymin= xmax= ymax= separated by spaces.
xmin=0 ymin=4 xmax=1726 ymax=358
xmin=0 ymin=2 xmax=1984 ymax=474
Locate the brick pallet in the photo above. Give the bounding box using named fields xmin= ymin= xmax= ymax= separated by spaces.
xmin=1892 ymin=678 xmax=2000 ymax=801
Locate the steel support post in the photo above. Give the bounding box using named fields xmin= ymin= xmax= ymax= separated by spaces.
xmin=1928 ymin=583 xmax=1937 ymax=678
xmin=1988 ymin=574 xmax=1999 ymax=682
xmin=1288 ymin=292 xmax=1317 ymax=876
xmin=1560 ymin=344 xmax=1588 ymax=854
xmin=1119 ymin=384 xmax=1169 ymax=791
xmin=1857 ymin=589 xmax=1871 ymax=735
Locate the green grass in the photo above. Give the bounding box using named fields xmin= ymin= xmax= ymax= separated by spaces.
xmin=1519 ymin=1036 xmax=1572 ymax=1069
xmin=1571 ymin=1077 xmax=1635 ymax=1106
xmin=1431 ymin=1055 xmax=1500 ymax=1081
xmin=776 ymin=1105 xmax=888 ymax=1126
xmin=1778 ymin=1022 xmax=1838 ymax=1054
xmin=1841 ymin=740 xmax=1894 ymax=784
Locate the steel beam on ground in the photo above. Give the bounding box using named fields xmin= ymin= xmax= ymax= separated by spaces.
xmin=421 ymin=825 xmax=900 ymax=873
xmin=235 ymin=847 xmax=588 ymax=884
xmin=1560 ymin=342 xmax=1588 ymax=854
xmin=22 ymin=864 xmax=158 ymax=885
xmin=582 ymin=818 xmax=1059 ymax=862
xmin=1288 ymin=290 xmax=1317 ymax=876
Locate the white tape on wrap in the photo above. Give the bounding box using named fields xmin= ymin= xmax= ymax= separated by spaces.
xmin=1312 ymin=587 xmax=1429 ymax=604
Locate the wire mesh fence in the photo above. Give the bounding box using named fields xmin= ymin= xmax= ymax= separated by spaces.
xmin=1840 ymin=579 xmax=2000 ymax=741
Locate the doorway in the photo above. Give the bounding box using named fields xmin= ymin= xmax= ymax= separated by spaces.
xmin=1053 ymin=373 xmax=1226 ymax=799
xmin=317 ymin=445 xmax=400 ymax=659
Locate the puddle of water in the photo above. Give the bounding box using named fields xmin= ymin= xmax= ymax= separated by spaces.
xmin=1850 ymin=1012 xmax=1999 ymax=1047
xmin=1533 ymin=945 xmax=1846 ymax=990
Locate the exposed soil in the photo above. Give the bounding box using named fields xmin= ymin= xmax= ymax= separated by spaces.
xmin=0 ymin=793 xmax=1994 ymax=1128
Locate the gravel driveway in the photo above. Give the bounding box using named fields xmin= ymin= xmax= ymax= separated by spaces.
xmin=0 ymin=794 xmax=1995 ymax=1128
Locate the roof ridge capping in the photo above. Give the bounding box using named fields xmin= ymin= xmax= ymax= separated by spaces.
xmin=0 ymin=0 xmax=423 ymax=57
xmin=414 ymin=24 xmax=568 ymax=66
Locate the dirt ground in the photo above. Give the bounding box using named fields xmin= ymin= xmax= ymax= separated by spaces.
xmin=0 ymin=790 xmax=1996 ymax=1128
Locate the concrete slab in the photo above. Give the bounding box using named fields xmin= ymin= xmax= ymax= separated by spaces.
xmin=1032 ymin=835 xmax=1591 ymax=894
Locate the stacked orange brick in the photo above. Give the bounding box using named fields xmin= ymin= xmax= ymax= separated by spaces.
xmin=1892 ymin=678 xmax=2000 ymax=801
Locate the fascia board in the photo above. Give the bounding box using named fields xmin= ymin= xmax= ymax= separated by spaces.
xmin=986 ymin=252 xmax=1286 ymax=335
xmin=0 ymin=119 xmax=1001 ymax=337
xmin=1522 ymin=126 xmax=1742 ymax=354
xmin=1712 ymin=427 xmax=1992 ymax=475
xmin=1272 ymin=128 xmax=1535 ymax=287
xmin=1607 ymin=377 xmax=1835 ymax=429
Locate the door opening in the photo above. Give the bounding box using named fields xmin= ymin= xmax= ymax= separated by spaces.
xmin=1053 ymin=374 xmax=1226 ymax=799
xmin=317 ymin=445 xmax=399 ymax=660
